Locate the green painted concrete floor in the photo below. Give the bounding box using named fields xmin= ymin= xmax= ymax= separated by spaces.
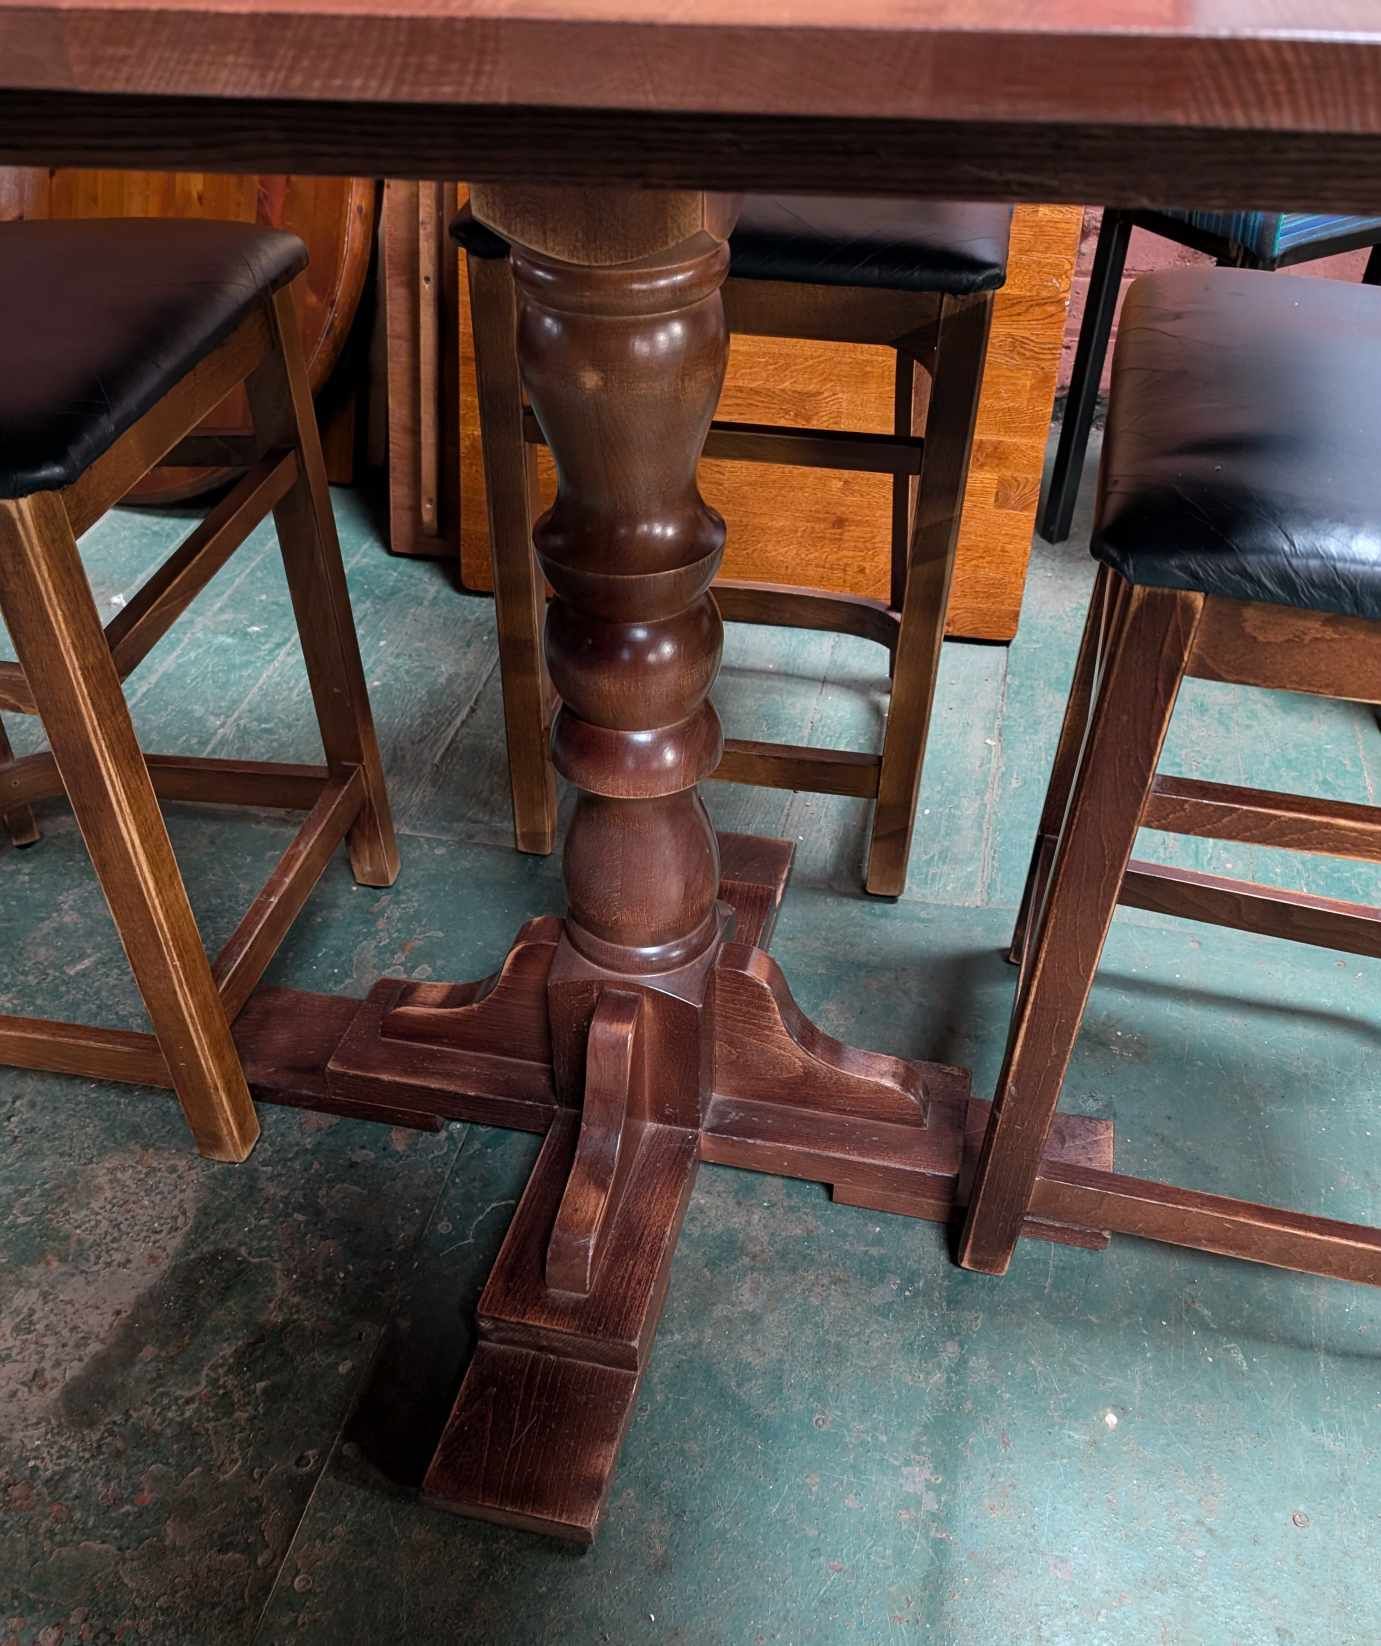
xmin=2 ymin=433 xmax=1378 ymax=1645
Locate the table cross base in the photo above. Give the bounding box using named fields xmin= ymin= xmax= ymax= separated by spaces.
xmin=235 ymin=832 xmax=1112 ymax=1543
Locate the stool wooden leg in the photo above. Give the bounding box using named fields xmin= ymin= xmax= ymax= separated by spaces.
xmin=1007 ymin=562 xmax=1116 ymax=964
xmin=246 ymin=284 xmax=400 ymax=888
xmin=866 ymin=292 xmax=991 ymax=897
xmin=1037 ymin=209 xmax=1132 ymax=546
xmin=0 ymin=493 xmax=259 ymax=1162
xmin=0 ymin=714 xmax=39 ymax=846
xmin=958 ymin=582 xmax=1203 ymax=1274
xmin=468 ymin=249 xmax=558 ymax=856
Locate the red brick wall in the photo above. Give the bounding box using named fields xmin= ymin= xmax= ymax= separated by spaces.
xmin=1058 ymin=208 xmax=1375 ymax=395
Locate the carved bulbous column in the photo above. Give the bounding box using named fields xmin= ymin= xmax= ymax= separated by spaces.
xmin=513 ymin=234 xmax=731 ymax=977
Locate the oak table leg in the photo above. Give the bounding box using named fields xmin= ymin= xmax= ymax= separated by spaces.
xmin=234 ymin=187 xmax=1113 ymax=1543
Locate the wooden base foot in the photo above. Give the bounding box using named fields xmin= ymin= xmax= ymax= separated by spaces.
xmin=227 ymin=829 xmax=1115 ymax=1540
xmin=421 ymin=1110 xmax=697 ymax=1544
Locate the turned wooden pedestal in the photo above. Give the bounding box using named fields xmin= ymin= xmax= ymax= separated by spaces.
xmin=229 ymin=185 xmax=1111 ymax=1543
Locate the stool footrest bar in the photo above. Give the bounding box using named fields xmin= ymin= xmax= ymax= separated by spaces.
xmin=1033 ymin=1159 xmax=1381 ymax=1285
xmin=1120 ymin=858 xmax=1381 ymax=958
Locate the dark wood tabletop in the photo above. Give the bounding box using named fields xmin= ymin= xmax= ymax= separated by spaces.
xmin=3 ymin=0 xmax=1381 ymax=205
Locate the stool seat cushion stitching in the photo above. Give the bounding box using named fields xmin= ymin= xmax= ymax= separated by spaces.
xmin=0 ymin=219 xmax=308 ymax=500
xmin=1092 ymin=267 xmax=1381 ymax=623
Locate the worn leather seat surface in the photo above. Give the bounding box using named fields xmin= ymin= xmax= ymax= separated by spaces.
xmin=1094 ymin=268 xmax=1381 ymax=622
xmin=729 ymin=196 xmax=1011 ymax=294
xmin=0 ymin=220 xmax=307 ymax=500
xmin=451 ymin=197 xmax=1012 ymax=295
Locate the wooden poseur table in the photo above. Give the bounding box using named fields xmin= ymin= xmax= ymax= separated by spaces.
xmin=231 ymin=183 xmax=1111 ymax=1543
xmin=5 ymin=0 xmax=1381 ymax=1550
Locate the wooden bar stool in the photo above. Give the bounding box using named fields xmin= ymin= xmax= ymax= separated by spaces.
xmin=456 ymin=197 xmax=1011 ymax=896
xmin=960 ymin=267 xmax=1381 ymax=1284
xmin=0 ymin=219 xmax=398 ymax=1162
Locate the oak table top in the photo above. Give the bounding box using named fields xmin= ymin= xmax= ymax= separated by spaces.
xmin=2 ymin=1 xmax=1381 ymax=205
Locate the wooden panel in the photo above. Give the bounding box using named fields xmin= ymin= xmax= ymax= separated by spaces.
xmin=459 ymin=204 xmax=1082 ymax=642
xmin=383 ymin=180 xmax=465 ymax=557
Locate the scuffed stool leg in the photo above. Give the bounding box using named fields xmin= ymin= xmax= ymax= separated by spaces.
xmin=0 ymin=714 xmax=38 ymax=846
xmin=959 ymin=582 xmax=1202 ymax=1275
xmin=1007 ymin=563 xmax=1116 ymax=965
xmin=0 ymin=493 xmax=259 ymax=1162
xmin=246 ymin=284 xmax=400 ymax=889
xmin=468 ymin=247 xmax=558 ymax=856
xmin=867 ymin=292 xmax=991 ymax=897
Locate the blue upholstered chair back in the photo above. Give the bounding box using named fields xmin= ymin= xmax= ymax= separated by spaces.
xmin=1157 ymin=210 xmax=1381 ymax=262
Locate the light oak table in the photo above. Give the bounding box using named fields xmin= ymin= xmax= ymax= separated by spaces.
xmin=5 ymin=0 xmax=1381 ymax=1544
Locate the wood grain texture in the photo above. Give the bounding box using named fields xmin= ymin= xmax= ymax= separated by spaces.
xmin=1029 ymin=1161 xmax=1381 ymax=1286
xmin=105 ymin=452 xmax=299 ymax=679
xmin=545 ymin=991 xmax=647 ymax=1295
xmin=0 ymin=749 xmax=333 ymax=814
xmin=494 ymin=199 xmax=731 ymax=976
xmin=715 ymin=739 xmax=880 ymax=799
xmin=467 ymin=247 xmax=557 ymax=854
xmin=1120 ymin=860 xmax=1381 ymax=960
xmin=868 ymin=291 xmax=991 ymax=894
xmin=235 ymin=985 xmax=449 ymax=1130
xmin=1190 ymin=597 xmax=1381 ymax=703
xmin=1007 ymin=563 xmax=1114 ymax=966
xmin=3 ymin=2 xmax=1380 ymax=139
xmin=960 ymin=583 xmax=1203 ymax=1275
xmin=0 ymin=491 xmax=260 ymax=1162
xmin=714 ymin=830 xmax=794 ymax=950
xmin=382 ymin=180 xmax=463 ymax=559
xmin=5 ymin=97 xmax=1381 ymax=215
xmin=211 ymin=767 xmax=365 ymax=1020
xmin=1141 ymin=774 xmax=1381 ymax=862
xmin=247 ymin=284 xmax=400 ymax=888
xmin=713 ymin=942 xmax=931 ymax=1124
xmin=0 ymin=275 xmax=397 ymax=1159
xmin=461 ymin=205 xmax=1084 ymax=642
xmin=971 ymin=566 xmax=1381 ymax=1284
xmin=0 ymin=1014 xmax=169 ymax=1087
xmin=423 ymin=1112 xmax=699 ymax=1542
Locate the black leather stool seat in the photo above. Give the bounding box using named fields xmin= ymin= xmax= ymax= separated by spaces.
xmin=0 ymin=220 xmax=308 ymax=500
xmin=1094 ymin=267 xmax=1381 ymax=622
xmin=728 ymin=196 xmax=1011 ymax=293
xmin=451 ymin=197 xmax=1012 ymax=296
